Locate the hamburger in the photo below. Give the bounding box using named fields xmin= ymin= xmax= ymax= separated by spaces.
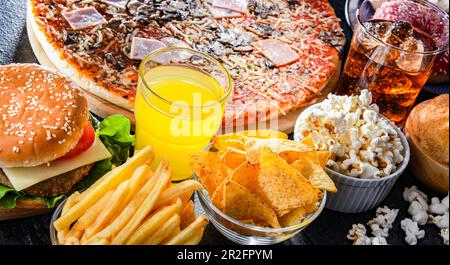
xmin=0 ymin=64 xmax=116 ymax=211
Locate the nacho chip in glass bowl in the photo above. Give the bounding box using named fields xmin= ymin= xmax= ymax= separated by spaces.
xmin=193 ymin=138 xmax=328 ymax=245
xmin=195 ymin=176 xmax=326 ymax=245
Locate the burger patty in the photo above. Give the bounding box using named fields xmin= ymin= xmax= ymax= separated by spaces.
xmin=0 ymin=164 xmax=93 ymax=197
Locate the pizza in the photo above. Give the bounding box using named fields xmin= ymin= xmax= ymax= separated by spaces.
xmin=28 ymin=0 xmax=345 ymax=126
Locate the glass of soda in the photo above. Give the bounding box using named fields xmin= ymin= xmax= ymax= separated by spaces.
xmin=338 ymin=0 xmax=449 ymax=126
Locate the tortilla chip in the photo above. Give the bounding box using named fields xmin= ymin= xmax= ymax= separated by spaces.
xmin=299 ymin=158 xmax=337 ymax=192
xmin=301 ymin=137 xmax=315 ymax=148
xmin=180 ymin=201 xmax=196 ymax=229
xmin=316 ymin=151 xmax=331 ymax=168
xmin=213 ymin=135 xmax=246 ymax=152
xmin=276 ymin=209 xmax=292 ymax=218
xmin=245 ymin=137 xmax=312 ymax=164
xmin=191 ymin=152 xmax=230 ymax=196
xmin=224 ymin=181 xmax=280 ymax=228
xmin=213 ymin=130 xmax=288 ymax=152
xmin=239 ymin=219 xmax=256 ymax=226
xmin=281 ymin=152 xmax=317 ymax=165
xmin=230 ymin=162 xmax=261 ymax=196
xmin=279 ymin=202 xmax=319 ymax=227
xmin=300 ymin=137 xmax=319 ymax=163
xmin=258 ymin=147 xmax=317 ymax=214
xmin=280 ymin=137 xmax=327 ymax=164
xmin=232 ymin=219 xmax=271 ymax=236
xmin=211 ymin=177 xmax=229 ymax=210
xmin=219 ymin=150 xmax=246 ymax=170
xmin=237 ymin=130 xmax=288 ymax=140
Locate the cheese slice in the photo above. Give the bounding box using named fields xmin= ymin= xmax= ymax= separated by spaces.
xmin=2 ymin=137 xmax=112 ymax=191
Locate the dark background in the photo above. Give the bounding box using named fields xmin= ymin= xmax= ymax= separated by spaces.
xmin=0 ymin=0 xmax=446 ymax=245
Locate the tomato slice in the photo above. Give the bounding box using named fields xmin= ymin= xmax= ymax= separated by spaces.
xmin=59 ymin=124 xmax=96 ymax=160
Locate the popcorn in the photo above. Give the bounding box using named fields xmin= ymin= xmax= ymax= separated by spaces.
xmin=347 ymin=224 xmax=371 ymax=245
xmin=403 ymin=186 xmax=428 ymax=206
xmin=430 ymin=212 xmax=449 ymax=229
xmin=401 ymin=218 xmax=425 ymax=245
xmin=408 ymin=201 xmax=429 ymax=226
xmin=297 ymin=90 xmax=405 ymax=179
xmin=429 ymin=196 xmax=449 ymax=216
xmin=403 ymin=187 xmax=449 ymax=245
xmin=347 ymin=206 xmax=398 ymax=245
xmin=441 ymin=228 xmax=449 ymax=246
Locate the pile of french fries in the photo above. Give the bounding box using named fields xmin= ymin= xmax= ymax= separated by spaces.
xmin=53 ymin=146 xmax=208 ymax=245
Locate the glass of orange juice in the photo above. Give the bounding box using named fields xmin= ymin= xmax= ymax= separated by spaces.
xmin=135 ymin=47 xmax=232 ymax=180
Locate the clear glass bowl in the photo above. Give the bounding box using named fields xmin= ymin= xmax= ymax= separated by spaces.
xmin=49 ymin=199 xmax=65 ymax=245
xmin=195 ymin=174 xmax=327 ymax=245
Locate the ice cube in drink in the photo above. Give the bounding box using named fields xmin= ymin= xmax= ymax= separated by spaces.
xmin=338 ymin=19 xmax=439 ymax=126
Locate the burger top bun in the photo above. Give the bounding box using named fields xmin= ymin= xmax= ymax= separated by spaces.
xmin=0 ymin=64 xmax=89 ymax=168
xmin=407 ymin=94 xmax=449 ymax=165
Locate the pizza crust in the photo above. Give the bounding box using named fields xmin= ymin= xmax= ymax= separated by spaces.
xmin=27 ymin=2 xmax=134 ymax=112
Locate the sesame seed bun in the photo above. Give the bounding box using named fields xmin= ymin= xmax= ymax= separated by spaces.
xmin=0 ymin=64 xmax=89 ymax=168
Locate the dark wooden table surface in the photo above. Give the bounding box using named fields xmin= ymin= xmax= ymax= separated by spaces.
xmin=0 ymin=0 xmax=446 ymax=245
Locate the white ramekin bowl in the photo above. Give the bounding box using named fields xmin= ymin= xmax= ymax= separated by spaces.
xmin=294 ymin=103 xmax=410 ymax=213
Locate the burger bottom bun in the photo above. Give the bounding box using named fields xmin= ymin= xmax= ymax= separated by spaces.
xmin=0 ymin=198 xmax=53 ymax=221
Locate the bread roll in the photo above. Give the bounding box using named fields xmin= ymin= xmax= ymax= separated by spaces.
xmin=408 ymin=94 xmax=449 ymax=165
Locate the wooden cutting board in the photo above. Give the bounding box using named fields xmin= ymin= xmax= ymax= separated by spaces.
xmin=0 ymin=208 xmax=53 ymax=221
xmin=26 ymin=13 xmax=340 ymax=134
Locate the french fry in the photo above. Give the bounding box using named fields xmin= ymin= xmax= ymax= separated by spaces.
xmin=126 ymin=198 xmax=183 ymax=245
xmin=154 ymin=180 xmax=203 ymax=209
xmin=72 ymin=172 xmax=110 ymax=203
xmin=53 ymin=146 xmax=154 ymax=231
xmin=64 ymin=228 xmax=83 ymax=245
xmin=180 ymin=200 xmax=196 ymax=230
xmin=86 ymin=165 xmax=152 ymax=238
xmin=86 ymin=238 xmax=110 ymax=245
xmin=61 ymin=191 xmax=81 ymax=217
xmin=65 ymin=237 xmax=81 ymax=245
xmin=81 ymin=171 xmax=111 ymax=194
xmin=80 ymin=233 xmax=88 ymax=245
xmin=182 ymin=226 xmax=205 ymax=245
xmin=143 ymin=214 xmax=180 ymax=245
xmin=81 ymin=149 xmax=152 ymax=200
xmin=124 ymin=166 xmax=153 ymax=203
xmin=92 ymin=159 xmax=166 ymax=241
xmin=161 ymin=227 xmax=181 ymax=245
xmin=84 ymin=178 xmax=132 ymax=239
xmin=179 ymin=189 xmax=194 ymax=207
xmin=112 ymin=160 xmax=171 ymax=244
xmin=57 ymin=229 xmax=69 ymax=245
xmin=164 ymin=215 xmax=208 ymax=245
xmin=76 ymin=190 xmax=114 ymax=229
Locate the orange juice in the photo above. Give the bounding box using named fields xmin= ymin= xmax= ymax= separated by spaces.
xmin=135 ymin=65 xmax=226 ymax=180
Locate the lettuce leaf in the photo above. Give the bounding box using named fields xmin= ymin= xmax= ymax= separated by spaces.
xmin=43 ymin=194 xmax=67 ymax=208
xmin=0 ymin=185 xmax=24 ymax=208
xmin=0 ymin=184 xmax=69 ymax=209
xmin=96 ymin=115 xmax=136 ymax=165
xmin=0 ymin=114 xmax=135 ymax=209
